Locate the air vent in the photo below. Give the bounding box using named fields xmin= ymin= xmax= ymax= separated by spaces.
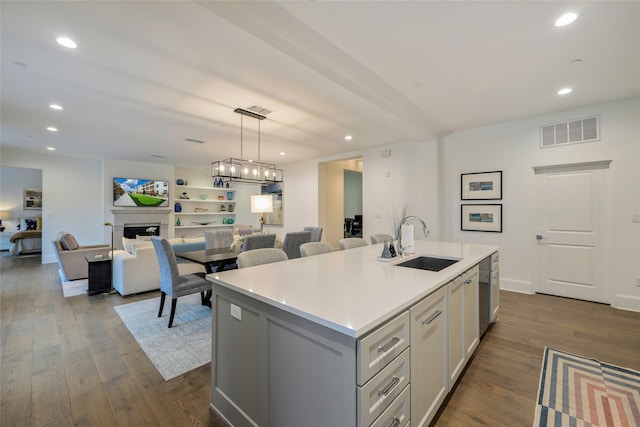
xmin=185 ymin=138 xmax=205 ymax=144
xmin=540 ymin=116 xmax=599 ymax=148
xmin=245 ymin=104 xmax=272 ymax=116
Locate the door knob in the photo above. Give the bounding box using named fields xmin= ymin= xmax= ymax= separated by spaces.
xmin=536 ymin=234 xmax=546 ymax=241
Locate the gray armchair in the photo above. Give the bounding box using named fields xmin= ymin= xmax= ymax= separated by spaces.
xmin=303 ymin=226 xmax=323 ymax=242
xmin=151 ymin=237 xmax=211 ymax=328
xmin=240 ymin=234 xmax=276 ymax=252
xmin=282 ymin=231 xmax=312 ymax=259
xmin=52 ymin=235 xmax=111 ymax=281
xmin=205 ymin=229 xmax=234 ymax=250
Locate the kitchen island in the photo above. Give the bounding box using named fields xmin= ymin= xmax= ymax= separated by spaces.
xmin=207 ymin=240 xmax=499 ymax=427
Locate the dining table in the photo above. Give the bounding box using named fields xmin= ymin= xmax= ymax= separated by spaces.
xmin=176 ymin=247 xmax=238 ymax=274
xmin=176 ymin=248 xmax=238 ymax=307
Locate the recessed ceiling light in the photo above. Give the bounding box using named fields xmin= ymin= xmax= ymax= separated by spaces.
xmin=555 ymin=12 xmax=578 ymax=27
xmin=49 ymin=104 xmax=63 ymax=110
xmin=46 ymin=147 xmax=56 ymax=151
xmin=56 ymin=36 xmax=77 ymax=49
xmin=345 ymin=135 xmax=353 ymax=141
xmin=557 ymin=88 xmax=573 ymax=95
xmin=280 ymin=152 xmax=286 ymax=156
xmin=46 ymin=127 xmax=58 ymax=132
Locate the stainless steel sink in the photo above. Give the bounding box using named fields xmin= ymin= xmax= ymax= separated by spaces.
xmin=396 ymin=256 xmax=460 ymax=272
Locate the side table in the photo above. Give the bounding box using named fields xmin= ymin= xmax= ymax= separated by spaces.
xmin=85 ymin=256 xmax=112 ymax=295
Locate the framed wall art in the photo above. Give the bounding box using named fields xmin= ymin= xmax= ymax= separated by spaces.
xmin=24 ymin=188 xmax=43 ymax=210
xmin=461 ymin=204 xmax=502 ymax=232
xmin=461 ymin=171 xmax=502 ymax=200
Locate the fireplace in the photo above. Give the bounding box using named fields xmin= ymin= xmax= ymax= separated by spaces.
xmin=109 ymin=208 xmax=171 ymax=249
xmin=123 ymin=223 xmax=161 ymax=239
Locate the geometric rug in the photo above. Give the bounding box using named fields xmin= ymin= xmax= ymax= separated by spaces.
xmin=113 ymin=293 xmax=211 ymax=381
xmin=534 ymin=347 xmax=640 ymax=426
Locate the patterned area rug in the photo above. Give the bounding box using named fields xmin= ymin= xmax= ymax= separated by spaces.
xmin=534 ymin=347 xmax=640 ymax=426
xmin=114 ymin=293 xmax=211 ymax=381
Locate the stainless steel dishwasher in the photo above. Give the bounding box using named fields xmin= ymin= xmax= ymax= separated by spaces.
xmin=479 ymin=251 xmax=499 ymax=337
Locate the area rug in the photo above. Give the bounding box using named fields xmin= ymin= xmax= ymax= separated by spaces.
xmin=60 ymin=270 xmax=88 ymax=297
xmin=114 ymin=293 xmax=211 ymax=381
xmin=534 ymin=347 xmax=640 ymax=426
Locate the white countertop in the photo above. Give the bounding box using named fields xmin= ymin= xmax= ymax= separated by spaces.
xmin=207 ymin=240 xmax=498 ymax=338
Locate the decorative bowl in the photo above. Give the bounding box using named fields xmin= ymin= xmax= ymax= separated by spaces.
xmin=199 ymin=194 xmax=207 ymax=200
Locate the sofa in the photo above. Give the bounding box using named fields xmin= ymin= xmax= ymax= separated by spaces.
xmin=112 ymin=236 xmax=206 ymax=296
xmin=52 ymin=233 xmax=112 ymax=281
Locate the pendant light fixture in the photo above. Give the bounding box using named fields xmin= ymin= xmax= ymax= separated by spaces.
xmin=212 ymin=108 xmax=283 ymax=184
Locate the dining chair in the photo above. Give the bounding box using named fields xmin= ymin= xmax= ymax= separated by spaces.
xmin=233 ymin=224 xmax=256 ymax=236
xmin=282 ymin=231 xmax=312 ymax=259
xmin=338 ymin=237 xmax=369 ymax=250
xmin=303 ymin=226 xmax=323 ymax=242
xmin=300 ymin=242 xmax=334 ymax=257
xmin=151 ymin=237 xmax=212 ymax=328
xmin=237 ymin=248 xmax=288 ymax=269
xmin=204 ymin=229 xmax=234 ymax=250
xmin=241 ymin=234 xmax=276 ymax=251
xmin=370 ymin=233 xmax=394 ymax=245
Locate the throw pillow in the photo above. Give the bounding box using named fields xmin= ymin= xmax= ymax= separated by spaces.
xmin=24 ymin=218 xmax=38 ymax=230
xmin=59 ymin=233 xmax=79 ymax=250
xmin=36 ymin=216 xmax=42 ymax=230
xmin=122 ymin=237 xmax=136 ymax=254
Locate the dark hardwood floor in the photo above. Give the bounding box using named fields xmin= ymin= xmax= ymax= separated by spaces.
xmin=2 ymin=255 xmax=639 ymax=426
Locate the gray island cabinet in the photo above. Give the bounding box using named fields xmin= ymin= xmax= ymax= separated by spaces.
xmin=208 ymin=241 xmax=498 ymax=427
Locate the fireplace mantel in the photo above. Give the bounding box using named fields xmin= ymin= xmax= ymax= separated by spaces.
xmin=108 ymin=208 xmax=172 ymax=249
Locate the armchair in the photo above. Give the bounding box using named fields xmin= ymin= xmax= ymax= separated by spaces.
xmin=52 ymin=236 xmax=111 ymax=281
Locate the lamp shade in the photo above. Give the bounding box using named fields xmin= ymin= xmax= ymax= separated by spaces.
xmin=0 ymin=211 xmax=10 ymax=221
xmin=250 ymin=195 xmax=273 ymax=213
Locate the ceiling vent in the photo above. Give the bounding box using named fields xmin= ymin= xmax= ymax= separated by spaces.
xmin=540 ymin=116 xmax=599 ymax=148
xmin=245 ymin=104 xmax=272 ymax=116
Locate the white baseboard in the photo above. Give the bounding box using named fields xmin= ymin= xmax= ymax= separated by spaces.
xmin=499 ymin=278 xmax=533 ymax=294
xmin=612 ymin=294 xmax=640 ymax=313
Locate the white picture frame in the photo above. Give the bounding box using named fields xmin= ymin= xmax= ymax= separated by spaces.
xmin=461 ymin=204 xmax=502 ymax=232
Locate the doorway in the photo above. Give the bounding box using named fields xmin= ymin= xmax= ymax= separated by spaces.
xmin=533 ymin=162 xmax=611 ymax=303
xmin=318 ymin=157 xmax=363 ymax=248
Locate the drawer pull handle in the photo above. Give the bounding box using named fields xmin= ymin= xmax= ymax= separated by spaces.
xmin=378 ymin=376 xmax=400 ymax=396
xmin=422 ymin=310 xmax=442 ymax=325
xmin=388 ymin=417 xmax=401 ymax=427
xmin=377 ymin=337 xmax=400 ymax=353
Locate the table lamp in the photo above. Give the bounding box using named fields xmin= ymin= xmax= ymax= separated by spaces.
xmin=250 ymin=195 xmax=273 ymax=233
xmin=0 ymin=211 xmax=10 ymax=232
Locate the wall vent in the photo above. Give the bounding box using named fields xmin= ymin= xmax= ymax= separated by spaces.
xmin=540 ymin=115 xmax=599 ymax=148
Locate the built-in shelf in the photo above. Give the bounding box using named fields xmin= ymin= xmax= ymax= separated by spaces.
xmin=175 ymin=224 xmax=234 ymax=229
xmin=176 ymin=212 xmax=234 ymax=216
xmin=110 ymin=208 xmax=172 ymax=213
xmin=176 ymin=199 xmax=235 ymax=203
xmin=175 ymin=185 xmax=236 ymax=191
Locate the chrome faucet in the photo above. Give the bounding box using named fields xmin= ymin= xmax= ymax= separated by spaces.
xmin=396 ymin=216 xmax=429 ymax=257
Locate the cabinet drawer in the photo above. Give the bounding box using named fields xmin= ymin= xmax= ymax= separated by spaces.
xmin=370 ymin=384 xmax=410 ymax=427
xmin=358 ymin=311 xmax=410 ymax=385
xmin=358 ymin=348 xmax=410 ymax=427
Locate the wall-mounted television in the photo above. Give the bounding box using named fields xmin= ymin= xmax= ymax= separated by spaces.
xmin=113 ymin=177 xmax=169 ymax=207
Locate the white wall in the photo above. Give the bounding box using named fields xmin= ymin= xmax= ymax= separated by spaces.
xmin=284 ymin=140 xmax=440 ymax=247
xmin=0 ymin=166 xmax=42 ymax=231
xmin=1 ymin=149 xmax=104 ymax=263
xmin=441 ymin=97 xmax=640 ymax=311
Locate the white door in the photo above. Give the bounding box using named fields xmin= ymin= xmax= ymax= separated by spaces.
xmin=534 ymin=162 xmax=611 ymax=303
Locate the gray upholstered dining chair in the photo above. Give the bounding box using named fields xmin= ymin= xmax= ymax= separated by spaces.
xmin=237 ymin=248 xmax=288 ymax=269
xmin=370 ymin=233 xmax=394 ymax=245
xmin=300 ymin=242 xmax=334 ymax=257
xmin=338 ymin=237 xmax=369 ymax=250
xmin=240 ymin=234 xmax=276 ymax=252
xmin=303 ymin=226 xmax=323 ymax=242
xmin=281 ymin=231 xmax=312 ymax=259
xmin=151 ymin=237 xmax=212 ymax=328
xmin=205 ymin=229 xmax=234 ymax=250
